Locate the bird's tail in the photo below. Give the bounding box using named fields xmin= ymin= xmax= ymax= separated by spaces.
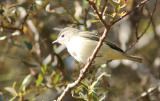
xmin=126 ymin=55 xmax=142 ymax=63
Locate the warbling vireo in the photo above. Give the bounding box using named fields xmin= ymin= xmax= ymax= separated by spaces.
xmin=52 ymin=27 xmax=142 ymax=64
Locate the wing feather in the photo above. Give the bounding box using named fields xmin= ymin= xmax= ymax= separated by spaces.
xmin=79 ymin=31 xmax=124 ymax=53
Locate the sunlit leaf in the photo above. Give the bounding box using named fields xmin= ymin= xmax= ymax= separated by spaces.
xmin=120 ymin=4 xmax=127 ymax=9
xmin=36 ymin=74 xmax=44 ymax=86
xmin=41 ymin=65 xmax=47 ymax=75
xmin=53 ymin=73 xmax=61 ymax=84
xmin=89 ymin=19 xmax=100 ymax=23
xmin=111 ymin=12 xmax=116 ymax=17
xmin=4 ymin=87 xmax=17 ymax=96
xmin=118 ymin=11 xmax=127 ymax=17
xmin=112 ymin=0 xmax=120 ymax=4
xmin=0 ymin=36 xmax=7 ymax=40
xmin=20 ymin=74 xmax=34 ymax=91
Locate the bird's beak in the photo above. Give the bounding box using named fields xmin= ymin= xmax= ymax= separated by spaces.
xmin=52 ymin=40 xmax=58 ymax=44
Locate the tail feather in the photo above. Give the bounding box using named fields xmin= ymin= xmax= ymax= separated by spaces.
xmin=126 ymin=55 xmax=142 ymax=63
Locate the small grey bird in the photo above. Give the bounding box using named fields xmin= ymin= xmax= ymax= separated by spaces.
xmin=53 ymin=27 xmax=142 ymax=64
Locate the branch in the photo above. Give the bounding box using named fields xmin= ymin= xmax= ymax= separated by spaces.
xmin=87 ymin=0 xmax=109 ymax=28
xmin=55 ymin=0 xmax=151 ymax=101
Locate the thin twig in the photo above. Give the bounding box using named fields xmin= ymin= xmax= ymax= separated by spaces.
xmin=101 ymin=0 xmax=108 ymax=17
xmin=59 ymin=3 xmax=81 ymax=25
xmin=84 ymin=8 xmax=89 ymax=30
xmin=55 ymin=0 xmax=151 ymax=101
xmin=87 ymin=0 xmax=109 ymax=28
xmin=111 ymin=0 xmax=150 ymax=25
xmin=125 ymin=0 xmax=157 ymax=52
xmin=125 ymin=20 xmax=151 ymax=52
xmin=151 ymin=17 xmax=160 ymax=42
xmin=137 ymin=85 xmax=160 ymax=100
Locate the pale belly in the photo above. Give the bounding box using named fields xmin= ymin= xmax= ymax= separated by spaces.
xmin=66 ymin=36 xmax=113 ymax=64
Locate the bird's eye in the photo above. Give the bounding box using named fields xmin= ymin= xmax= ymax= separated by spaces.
xmin=61 ymin=34 xmax=64 ymax=38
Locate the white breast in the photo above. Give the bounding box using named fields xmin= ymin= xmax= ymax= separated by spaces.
xmin=65 ymin=36 xmax=119 ymax=64
xmin=66 ymin=36 xmax=96 ymax=63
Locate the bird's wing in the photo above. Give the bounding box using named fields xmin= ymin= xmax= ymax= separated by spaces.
xmin=79 ymin=31 xmax=124 ymax=53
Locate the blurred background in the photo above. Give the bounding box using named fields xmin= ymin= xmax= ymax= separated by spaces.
xmin=0 ymin=0 xmax=160 ymax=101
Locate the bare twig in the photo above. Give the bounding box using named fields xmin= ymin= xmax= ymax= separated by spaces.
xmin=137 ymin=85 xmax=160 ymax=100
xmin=101 ymin=0 xmax=108 ymax=17
xmin=125 ymin=0 xmax=157 ymax=52
xmin=111 ymin=0 xmax=150 ymax=25
xmin=125 ymin=21 xmax=151 ymax=52
xmin=59 ymin=3 xmax=81 ymax=25
xmin=87 ymin=0 xmax=109 ymax=28
xmin=152 ymin=18 xmax=160 ymax=42
xmin=55 ymin=0 xmax=151 ymax=101
xmin=147 ymin=0 xmax=159 ymax=42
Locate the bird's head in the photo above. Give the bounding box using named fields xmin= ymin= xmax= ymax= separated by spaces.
xmin=52 ymin=27 xmax=79 ymax=45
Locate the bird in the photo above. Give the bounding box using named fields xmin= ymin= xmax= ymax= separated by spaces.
xmin=52 ymin=27 xmax=142 ymax=64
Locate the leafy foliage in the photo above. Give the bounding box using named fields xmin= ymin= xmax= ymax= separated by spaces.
xmin=0 ymin=0 xmax=160 ymax=101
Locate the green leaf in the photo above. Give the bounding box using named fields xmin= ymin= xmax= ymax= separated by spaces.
xmin=96 ymin=0 xmax=102 ymax=10
xmin=53 ymin=73 xmax=60 ymax=84
xmin=41 ymin=65 xmax=47 ymax=75
xmin=36 ymin=74 xmax=44 ymax=86
xmin=82 ymin=0 xmax=89 ymax=8
xmin=89 ymin=91 xmax=99 ymax=101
